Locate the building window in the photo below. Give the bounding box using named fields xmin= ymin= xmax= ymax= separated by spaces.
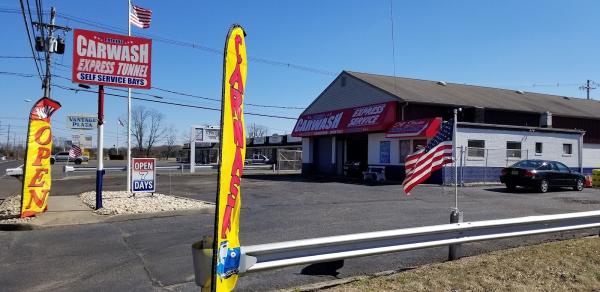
xmin=399 ymin=140 xmax=411 ymax=163
xmin=413 ymin=139 xmax=428 ymax=152
xmin=535 ymin=142 xmax=543 ymax=155
xmin=563 ymin=143 xmax=573 ymax=155
xmin=379 ymin=141 xmax=390 ymax=164
xmin=467 ymin=140 xmax=485 ymax=158
xmin=506 ymin=141 xmax=522 ymax=158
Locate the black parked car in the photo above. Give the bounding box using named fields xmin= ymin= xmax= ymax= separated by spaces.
xmin=500 ymin=160 xmax=585 ymax=193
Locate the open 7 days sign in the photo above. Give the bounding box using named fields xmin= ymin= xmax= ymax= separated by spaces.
xmin=131 ymin=158 xmax=156 ymax=193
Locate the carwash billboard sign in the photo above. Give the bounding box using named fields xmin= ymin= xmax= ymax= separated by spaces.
xmin=72 ymin=29 xmax=152 ymax=89
xmin=291 ymin=101 xmax=397 ymax=137
xmin=131 ymin=158 xmax=155 ymax=193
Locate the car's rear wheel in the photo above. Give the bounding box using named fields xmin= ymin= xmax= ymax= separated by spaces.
xmin=539 ymin=179 xmax=549 ymax=193
xmin=505 ymin=183 xmax=516 ymax=191
xmin=573 ymin=178 xmax=584 ymax=191
xmin=75 ymin=159 xmax=82 ymax=165
xmin=50 ymin=158 xmax=55 ymax=165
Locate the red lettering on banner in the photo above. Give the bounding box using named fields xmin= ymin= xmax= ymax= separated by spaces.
xmin=221 ymin=33 xmax=245 ymax=239
xmin=34 ymin=126 xmax=52 ymax=145
xmin=32 ymin=147 xmax=51 ymax=166
xmin=28 ymin=168 xmax=49 ymax=188
xmin=25 ymin=189 xmax=49 ymax=209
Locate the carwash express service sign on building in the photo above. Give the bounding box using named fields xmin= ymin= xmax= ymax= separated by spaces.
xmin=131 ymin=158 xmax=155 ymax=193
xmin=292 ymin=101 xmax=396 ymax=137
xmin=72 ymin=29 xmax=152 ymax=89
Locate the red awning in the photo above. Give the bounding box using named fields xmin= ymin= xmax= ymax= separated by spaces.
xmin=385 ymin=117 xmax=442 ymax=138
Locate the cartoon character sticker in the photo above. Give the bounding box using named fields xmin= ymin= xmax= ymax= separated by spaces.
xmin=217 ymin=240 xmax=240 ymax=279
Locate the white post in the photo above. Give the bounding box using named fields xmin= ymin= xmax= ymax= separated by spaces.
xmin=126 ymin=0 xmax=132 ymax=192
xmin=116 ymin=120 xmax=119 ymax=155
xmin=190 ymin=127 xmax=196 ymax=173
xmin=98 ymin=117 xmax=104 ymax=170
xmin=579 ymin=132 xmax=584 ymax=174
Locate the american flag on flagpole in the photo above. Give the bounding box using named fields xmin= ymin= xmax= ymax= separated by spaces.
xmin=129 ymin=3 xmax=152 ymax=29
xmin=402 ymin=119 xmax=454 ymax=194
xmin=69 ymin=145 xmax=82 ymax=158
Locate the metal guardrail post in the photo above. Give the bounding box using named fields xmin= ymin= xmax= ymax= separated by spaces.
xmin=448 ymin=209 xmax=463 ymax=260
xmin=191 ymin=236 xmax=213 ymax=290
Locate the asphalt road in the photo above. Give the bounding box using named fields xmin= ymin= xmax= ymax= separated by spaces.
xmin=1 ymin=173 xmax=600 ymax=291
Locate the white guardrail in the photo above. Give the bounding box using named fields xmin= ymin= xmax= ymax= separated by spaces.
xmin=62 ymin=163 xmax=275 ymax=174
xmin=63 ymin=165 xmax=185 ymax=173
xmin=5 ymin=163 xmax=275 ymax=177
xmin=236 ymin=210 xmax=600 ymax=273
xmin=6 ymin=165 xmax=24 ymax=177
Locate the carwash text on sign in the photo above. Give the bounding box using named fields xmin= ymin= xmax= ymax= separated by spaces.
xmin=72 ymin=29 xmax=152 ymax=89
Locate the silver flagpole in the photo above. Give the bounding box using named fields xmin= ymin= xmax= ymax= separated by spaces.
xmin=453 ymin=109 xmax=458 ymax=210
xmin=449 ymin=108 xmax=463 ymax=261
xmin=126 ymin=0 xmax=132 ymax=193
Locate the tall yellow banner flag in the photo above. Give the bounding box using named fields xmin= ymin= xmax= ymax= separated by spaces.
xmin=21 ymin=97 xmax=61 ymax=217
xmin=212 ymin=25 xmax=247 ymax=292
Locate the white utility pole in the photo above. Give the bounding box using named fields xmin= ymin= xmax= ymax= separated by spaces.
xmin=126 ymin=0 xmax=133 ymax=192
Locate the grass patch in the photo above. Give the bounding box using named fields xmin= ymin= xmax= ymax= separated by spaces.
xmin=326 ymin=237 xmax=600 ymax=291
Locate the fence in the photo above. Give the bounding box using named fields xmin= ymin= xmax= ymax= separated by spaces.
xmin=277 ymin=149 xmax=302 ymax=171
xmin=444 ymin=147 xmax=532 ymax=185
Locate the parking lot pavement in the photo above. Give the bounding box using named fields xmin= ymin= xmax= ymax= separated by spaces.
xmin=0 ymin=173 xmax=599 ymax=291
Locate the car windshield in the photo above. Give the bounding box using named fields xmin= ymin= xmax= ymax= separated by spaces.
xmin=510 ymin=160 xmax=544 ymax=169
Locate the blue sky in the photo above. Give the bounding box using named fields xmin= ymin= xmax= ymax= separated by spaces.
xmin=2 ymin=0 xmax=600 ymax=148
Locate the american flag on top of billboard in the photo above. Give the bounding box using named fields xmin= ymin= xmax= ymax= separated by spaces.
xmin=129 ymin=4 xmax=152 ymax=29
xmin=403 ymin=119 xmax=454 ymax=194
xmin=69 ymin=145 xmax=82 ymax=158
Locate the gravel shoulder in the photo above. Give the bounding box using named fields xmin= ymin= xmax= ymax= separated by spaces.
xmin=325 ymin=237 xmax=600 ymax=291
xmin=79 ymin=191 xmax=212 ymax=215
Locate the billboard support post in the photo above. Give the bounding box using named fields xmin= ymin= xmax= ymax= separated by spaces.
xmin=190 ymin=127 xmax=196 ymax=173
xmin=95 ymin=85 xmax=105 ymax=210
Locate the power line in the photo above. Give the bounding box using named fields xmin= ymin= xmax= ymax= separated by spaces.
xmin=52 ymin=11 xmax=336 ymax=76
xmin=0 ymin=71 xmax=303 ymax=117
xmin=53 ymin=85 xmax=298 ymax=120
xmin=17 ymin=0 xmax=43 ymax=81
xmin=49 ymin=72 xmax=305 ymax=110
xmin=0 ymin=8 xmax=334 ymax=76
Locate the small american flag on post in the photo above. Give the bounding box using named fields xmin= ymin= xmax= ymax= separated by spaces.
xmin=403 ymin=119 xmax=454 ymax=194
xmin=69 ymin=145 xmax=82 ymax=158
xmin=129 ymin=3 xmax=152 ymax=29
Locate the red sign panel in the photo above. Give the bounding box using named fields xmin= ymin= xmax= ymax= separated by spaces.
xmin=72 ymin=29 xmax=152 ymax=89
xmin=292 ymin=102 xmax=397 ymax=137
xmin=386 ymin=117 xmax=442 ymax=138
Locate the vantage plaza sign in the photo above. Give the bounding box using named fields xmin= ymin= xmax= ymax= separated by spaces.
xmin=292 ymin=101 xmax=396 ymax=137
xmin=72 ymin=29 xmax=152 ymax=89
xmin=67 ymin=115 xmax=98 ymax=130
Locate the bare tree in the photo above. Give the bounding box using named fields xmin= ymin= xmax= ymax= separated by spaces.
xmin=248 ymin=123 xmax=269 ymax=138
xmin=145 ymin=110 xmax=166 ymax=157
xmin=164 ymin=125 xmax=178 ymax=160
xmin=130 ymin=106 xmax=165 ymax=157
